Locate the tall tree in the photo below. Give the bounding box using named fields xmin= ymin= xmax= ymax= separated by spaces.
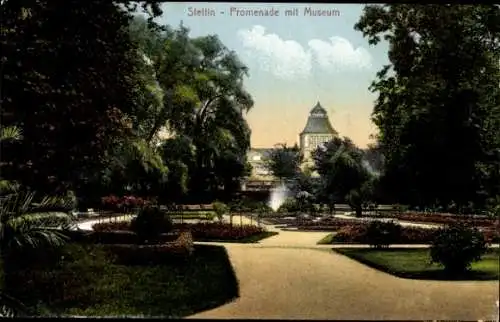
xmin=1 ymin=0 xmax=148 ymax=194
xmin=313 ymin=137 xmax=372 ymax=216
xmin=355 ymin=4 xmax=500 ymax=210
xmin=264 ymin=143 xmax=303 ymax=181
xmin=149 ymin=26 xmax=254 ymax=196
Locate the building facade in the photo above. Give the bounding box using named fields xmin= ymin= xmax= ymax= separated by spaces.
xmin=244 ymin=101 xmax=337 ymax=188
xmin=299 ymin=102 xmax=338 ymax=165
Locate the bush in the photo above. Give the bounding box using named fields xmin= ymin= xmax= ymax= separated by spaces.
xmin=277 ymin=198 xmax=300 ymax=213
xmin=364 ymin=220 xmax=402 ymax=248
xmin=212 ymin=201 xmax=229 ymax=222
xmin=130 ymin=206 xmax=173 ymax=244
xmin=430 ymin=223 xmax=488 ymax=274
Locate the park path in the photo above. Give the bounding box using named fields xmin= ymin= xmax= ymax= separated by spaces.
xmin=74 ymin=215 xmax=499 ymax=319
xmin=188 ymin=215 xmax=499 ymax=320
xmin=188 ymin=244 xmax=499 ymax=320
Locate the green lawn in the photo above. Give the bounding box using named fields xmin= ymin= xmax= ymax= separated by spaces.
xmin=333 ymin=248 xmax=500 ymax=280
xmin=3 ymin=243 xmax=239 ymax=317
xmin=196 ymin=231 xmax=279 ymax=243
xmin=317 ymin=233 xmax=336 ymax=244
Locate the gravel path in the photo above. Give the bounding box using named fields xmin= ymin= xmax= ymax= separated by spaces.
xmin=188 ymin=245 xmax=499 ymax=320
xmin=75 ymin=214 xmax=499 ymax=320
xmin=189 ymin=215 xmax=499 ymax=320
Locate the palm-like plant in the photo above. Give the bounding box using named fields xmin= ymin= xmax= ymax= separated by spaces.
xmin=0 ymin=191 xmax=76 ymax=317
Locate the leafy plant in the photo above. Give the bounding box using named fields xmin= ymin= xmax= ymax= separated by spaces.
xmin=430 ymin=223 xmax=488 ymax=274
xmin=212 ymin=201 xmax=229 ymax=222
xmin=363 ymin=220 xmax=402 ymax=248
xmin=130 ymin=206 xmax=172 ymax=244
xmin=0 ymin=190 xmax=76 ymax=316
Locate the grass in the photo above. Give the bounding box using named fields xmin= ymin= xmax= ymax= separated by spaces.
xmin=333 ymin=247 xmax=500 ymax=281
xmin=317 ymin=233 xmax=336 ymax=244
xmin=196 ymin=231 xmax=279 ymax=243
xmin=3 ymin=243 xmax=239 ymax=317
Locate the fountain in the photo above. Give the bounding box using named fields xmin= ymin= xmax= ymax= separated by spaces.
xmin=268 ymin=182 xmax=291 ymax=212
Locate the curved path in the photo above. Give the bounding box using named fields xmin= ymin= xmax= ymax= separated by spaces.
xmin=75 ymin=215 xmax=499 ymax=320
xmin=189 ymin=215 xmax=499 ymax=320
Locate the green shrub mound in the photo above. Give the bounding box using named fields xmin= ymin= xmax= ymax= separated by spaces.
xmin=430 ymin=223 xmax=488 ymax=275
xmin=364 ymin=220 xmax=402 ymax=248
xmin=130 ymin=206 xmax=173 ymax=244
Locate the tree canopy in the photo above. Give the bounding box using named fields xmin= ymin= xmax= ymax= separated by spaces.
xmin=355 ymin=4 xmax=500 ymax=211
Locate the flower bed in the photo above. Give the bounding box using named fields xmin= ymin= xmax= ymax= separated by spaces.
xmin=332 ymin=225 xmax=439 ymax=244
xmin=91 ymin=221 xmax=266 ymax=241
xmin=295 ymin=218 xmax=366 ymax=231
xmin=363 ymin=212 xmax=498 ymax=227
xmin=329 ymin=224 xmax=499 ymax=244
xmin=174 ymin=223 xmax=266 ymax=241
xmin=108 ymin=231 xmax=195 ymax=264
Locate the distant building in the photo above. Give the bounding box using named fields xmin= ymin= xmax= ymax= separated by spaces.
xmin=247 ymin=148 xmax=274 ymax=180
xmin=244 ymin=101 xmax=338 ymax=189
xmin=243 ymin=148 xmax=278 ymax=191
xmin=299 ymin=101 xmax=338 ymax=165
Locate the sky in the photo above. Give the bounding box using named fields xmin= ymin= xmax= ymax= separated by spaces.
xmin=154 ymin=3 xmax=390 ymax=148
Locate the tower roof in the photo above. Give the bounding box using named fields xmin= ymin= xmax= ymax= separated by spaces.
xmin=300 ymin=102 xmax=337 ymax=135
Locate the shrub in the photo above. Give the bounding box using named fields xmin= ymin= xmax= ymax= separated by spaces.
xmin=212 ymin=201 xmax=229 ymax=222
xmin=333 ymin=225 xmax=368 ymax=243
xmin=364 ymin=220 xmax=402 ymax=248
xmin=130 ymin=206 xmax=173 ymax=244
xmin=278 ymin=198 xmax=300 ymax=213
xmin=430 ymin=223 xmax=488 ymax=274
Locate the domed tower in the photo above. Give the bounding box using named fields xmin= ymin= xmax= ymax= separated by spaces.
xmin=299 ymin=101 xmax=338 ymax=163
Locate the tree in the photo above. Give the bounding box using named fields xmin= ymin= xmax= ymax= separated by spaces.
xmin=264 ymin=143 xmax=303 ymax=181
xmin=141 ymin=23 xmax=254 ymax=198
xmin=313 ymin=137 xmax=373 ymax=217
xmin=355 ymin=5 xmax=500 ymax=211
xmin=1 ymin=0 xmax=148 ymax=194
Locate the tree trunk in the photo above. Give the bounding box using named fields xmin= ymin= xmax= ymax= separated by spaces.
xmin=355 ymin=206 xmax=362 ymax=218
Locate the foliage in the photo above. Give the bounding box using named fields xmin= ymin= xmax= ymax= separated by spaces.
xmin=100 ymin=195 xmax=151 ymax=212
xmin=362 ymin=211 xmax=498 ymax=227
xmin=263 ymin=143 xmax=303 ymax=180
xmin=212 ymin=201 xmax=229 ymax=222
xmin=331 ymin=224 xmax=438 ymax=245
xmin=0 ymin=190 xmax=76 ymax=316
xmin=364 ymin=220 xmax=402 ymax=248
xmin=313 ymin=137 xmax=374 ymax=212
xmin=277 ymin=198 xmax=300 ymax=213
xmin=1 ymin=0 xmax=148 ymax=194
xmin=430 ymin=223 xmax=489 ymax=274
xmin=107 ymin=231 xmax=195 ymax=265
xmin=130 ymin=206 xmax=173 ymax=244
xmin=0 ymin=191 xmax=76 ymax=255
xmin=355 ymin=4 xmax=500 ymax=209
xmin=175 ymin=223 xmax=266 ymax=241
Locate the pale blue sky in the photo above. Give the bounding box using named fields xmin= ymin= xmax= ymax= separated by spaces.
xmin=154 ymin=3 xmax=389 ymax=148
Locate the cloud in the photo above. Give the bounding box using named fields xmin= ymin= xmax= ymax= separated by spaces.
xmin=308 ymin=37 xmax=372 ymax=71
xmin=237 ymin=25 xmax=312 ymax=80
xmin=237 ymin=25 xmax=372 ymax=80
